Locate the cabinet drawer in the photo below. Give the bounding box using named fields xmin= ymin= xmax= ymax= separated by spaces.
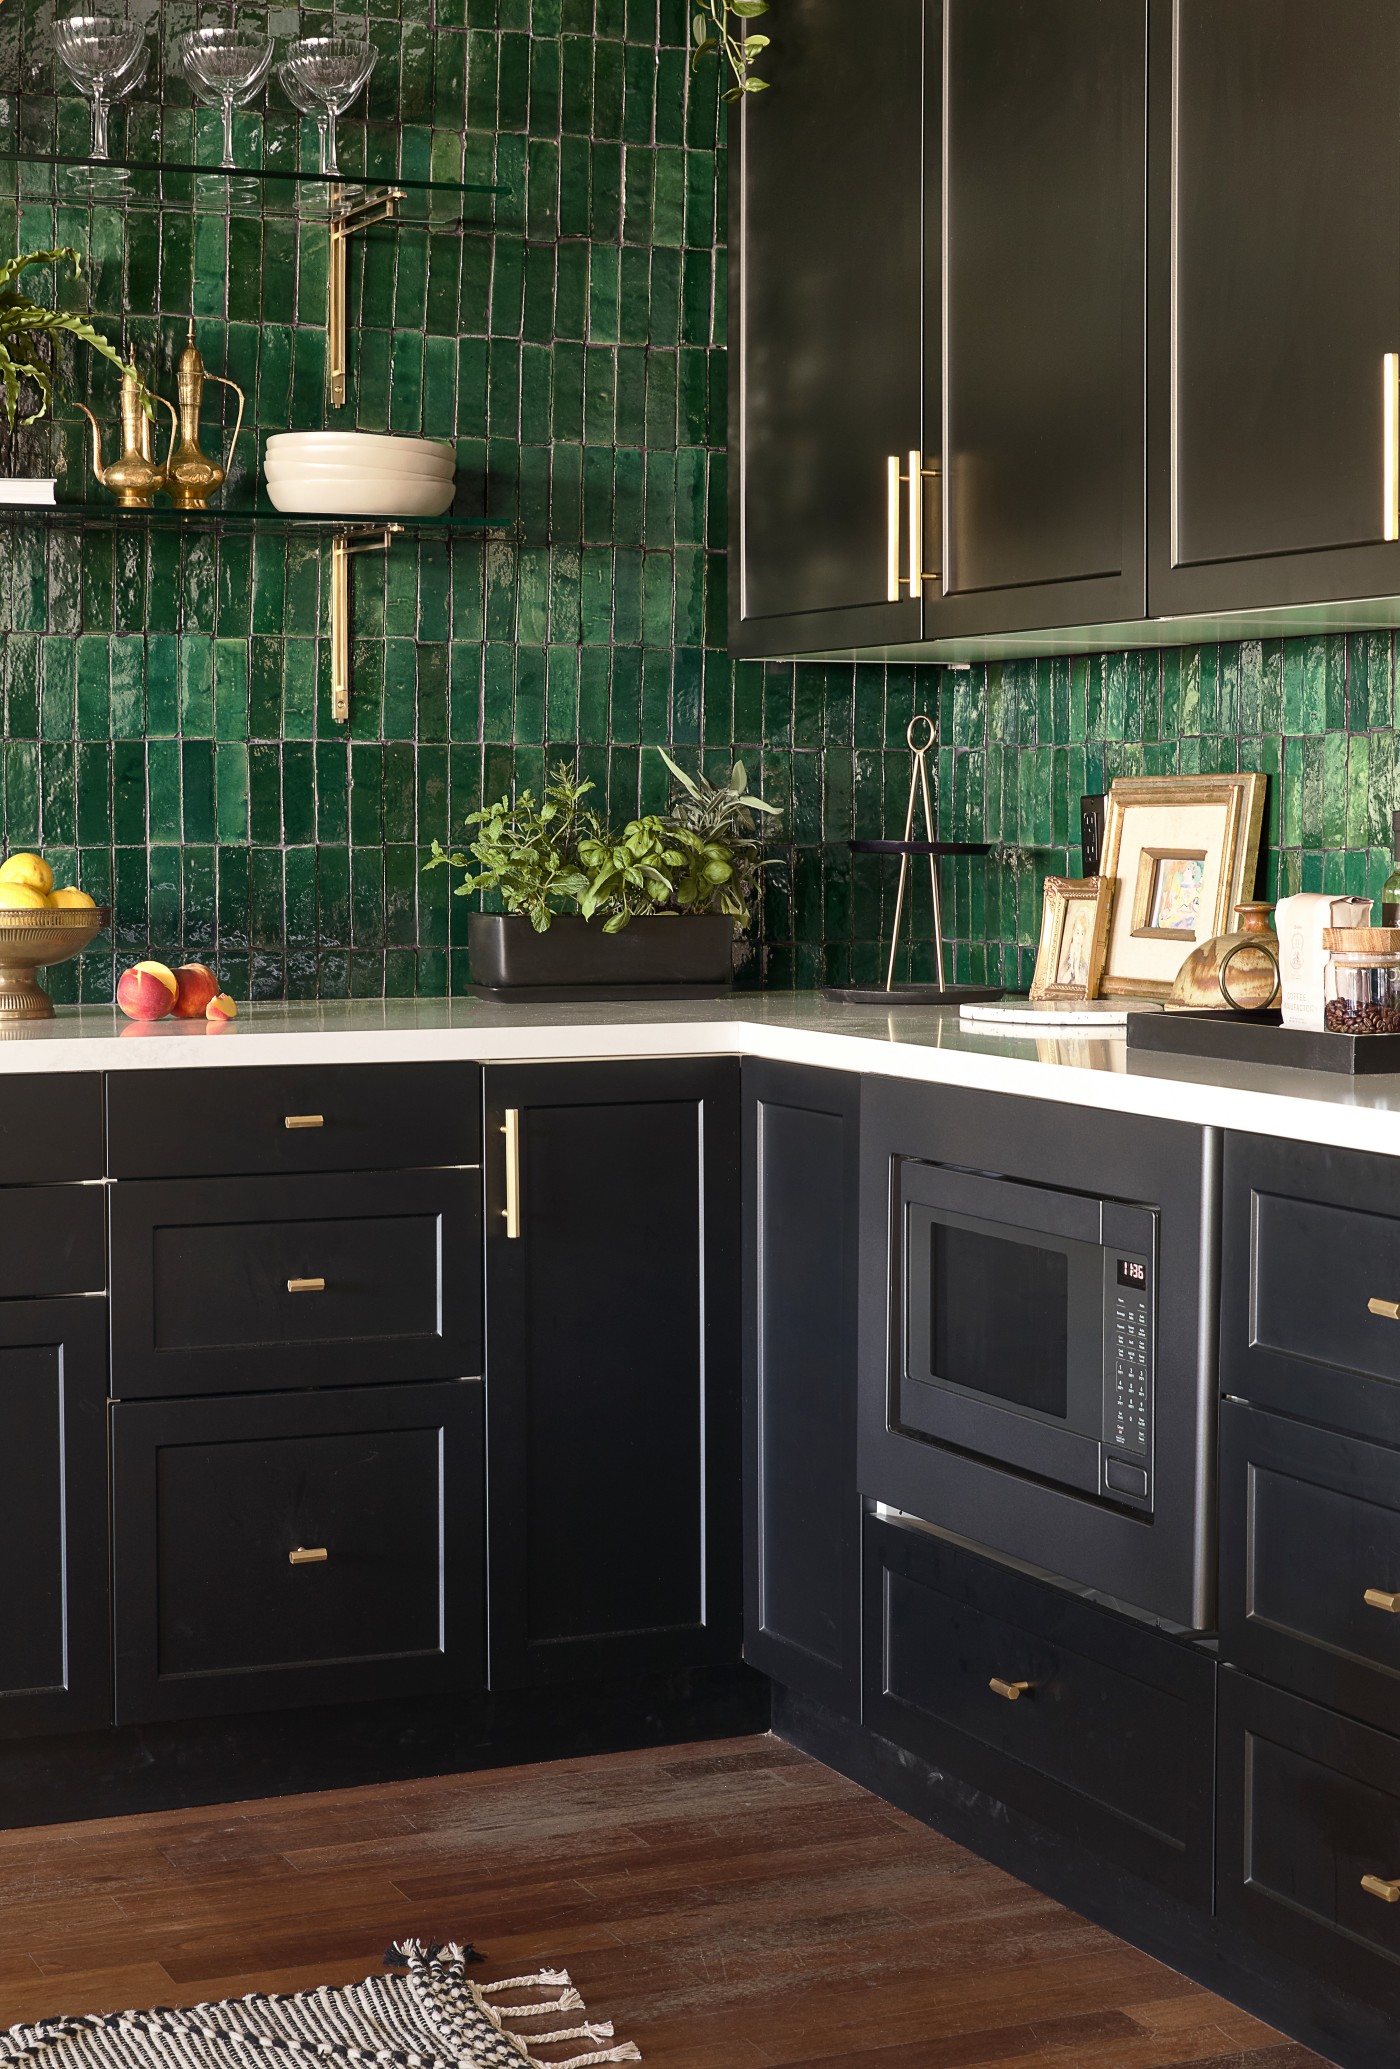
xmin=1219 ymin=1668 xmax=1400 ymax=2015
xmin=112 ymin=1380 xmax=484 ymax=1721
xmin=864 ymin=1515 xmax=1215 ymax=1906
xmin=106 ymin=1063 xmax=480 ymax=1179
xmin=110 ymin=1170 xmax=480 ymax=1397
xmin=0 ymin=1184 xmax=104 ymax=1297
xmin=1221 ymin=1402 xmax=1400 ymax=1733
xmin=1224 ymin=1134 xmax=1400 ymax=1443
xmin=0 ymin=1076 xmax=102 ymax=1182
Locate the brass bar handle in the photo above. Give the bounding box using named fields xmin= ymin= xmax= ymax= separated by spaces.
xmin=284 ymin=1114 xmax=325 ymax=1131
xmin=886 ymin=454 xmax=902 ymax=603
xmin=1363 ymin=1873 xmax=1400 ymax=1903
xmin=286 ymin=1277 xmax=326 ymax=1294
xmin=288 ymin=1546 xmax=329 ymax=1566
xmin=1365 ymin=1588 xmax=1400 ymax=1614
xmin=502 ymin=1107 xmax=521 ymax=1240
xmin=908 ymin=446 xmax=922 ymax=599
xmin=989 ymin=1677 xmax=1031 ymax=1702
xmin=1369 ymin=1298 xmax=1400 ymax=1321
xmin=1386 ymin=353 xmax=1399 ymax=543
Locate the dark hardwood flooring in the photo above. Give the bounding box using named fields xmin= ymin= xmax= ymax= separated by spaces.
xmin=0 ymin=1735 xmax=1323 ymax=2068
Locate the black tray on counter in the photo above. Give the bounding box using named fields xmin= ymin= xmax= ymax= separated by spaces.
xmin=1127 ymin=1008 xmax=1400 ymax=1076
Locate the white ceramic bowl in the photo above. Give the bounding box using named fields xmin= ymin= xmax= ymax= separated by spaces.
xmin=263 ymin=468 xmax=456 ymax=518
xmin=265 ymin=431 xmax=455 ymax=473
xmin=265 ymin=455 xmax=456 ymax=488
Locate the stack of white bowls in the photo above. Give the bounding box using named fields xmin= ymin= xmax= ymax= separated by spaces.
xmin=263 ymin=432 xmax=456 ymax=517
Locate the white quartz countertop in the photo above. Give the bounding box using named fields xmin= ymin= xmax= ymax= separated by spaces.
xmin=8 ymin=992 xmax=1400 ymax=1157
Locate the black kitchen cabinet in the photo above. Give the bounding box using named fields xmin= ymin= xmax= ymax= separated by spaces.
xmin=485 ymin=1060 xmax=742 ymax=1688
xmin=742 ymin=1061 xmax=862 ymax=1718
xmin=111 ymin=1379 xmax=485 ymax=1722
xmin=0 ymin=1299 xmax=108 ymax=1737
xmin=1150 ymin=0 xmax=1400 ymax=618
xmin=732 ymin=0 xmax=1148 ymax=658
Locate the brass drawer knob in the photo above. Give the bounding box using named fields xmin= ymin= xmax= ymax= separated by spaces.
xmin=289 ymin=1546 xmax=329 ymax=1565
xmin=1369 ymin=1298 xmax=1400 ymax=1321
xmin=1362 ymin=1874 xmax=1400 ymax=1903
xmin=1365 ymin=1589 xmax=1400 ymax=1614
xmin=989 ymin=1677 xmax=1031 ymax=1702
xmin=284 ymin=1114 xmax=325 ymax=1130
xmin=286 ymin=1277 xmax=326 ymax=1294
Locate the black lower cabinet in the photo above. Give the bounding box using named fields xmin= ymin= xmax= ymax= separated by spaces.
xmin=485 ymin=1059 xmax=742 ymax=1688
xmin=111 ymin=1380 xmax=484 ymax=1722
xmin=0 ymin=1299 xmax=108 ymax=1737
xmin=1219 ymin=1667 xmax=1400 ymax=2019
xmin=742 ymin=1061 xmax=861 ymax=1718
xmin=864 ymin=1516 xmax=1216 ymax=1907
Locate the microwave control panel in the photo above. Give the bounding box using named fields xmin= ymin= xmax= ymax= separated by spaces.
xmin=1102 ymin=1251 xmax=1153 ymax=1506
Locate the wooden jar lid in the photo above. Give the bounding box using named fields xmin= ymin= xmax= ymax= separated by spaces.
xmin=1323 ymin=927 xmax=1400 ymax=952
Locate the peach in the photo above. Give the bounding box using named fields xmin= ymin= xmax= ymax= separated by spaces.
xmin=0 ymin=853 xmax=53 ymax=895
xmin=205 ymin=993 xmax=238 ymax=1022
xmin=117 ymin=961 xmax=179 ymax=1022
xmin=171 ymin=963 xmax=220 ymax=1019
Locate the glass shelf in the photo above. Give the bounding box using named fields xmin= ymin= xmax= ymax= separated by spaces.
xmin=0 ymin=145 xmax=503 ymax=225
xmin=0 ymin=501 xmax=510 ymax=540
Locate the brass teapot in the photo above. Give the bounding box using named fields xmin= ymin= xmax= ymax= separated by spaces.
xmin=73 ymin=369 xmax=178 ymax=510
xmin=165 ymin=321 xmax=245 ymax=510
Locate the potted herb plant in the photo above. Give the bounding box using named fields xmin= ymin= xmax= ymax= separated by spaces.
xmin=0 ymin=247 xmax=144 ymax=494
xmin=426 ymin=752 xmax=782 ymax=996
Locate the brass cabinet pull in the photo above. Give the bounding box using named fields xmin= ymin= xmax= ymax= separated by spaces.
xmin=284 ymin=1114 xmax=325 ymax=1130
xmin=885 ymin=452 xmax=941 ymax=602
xmin=1365 ymin=1588 xmax=1400 ymax=1614
xmin=1370 ymin=1297 xmax=1400 ymax=1321
xmin=886 ymin=454 xmax=902 ymax=602
xmin=1386 ymin=352 xmax=1399 ymax=543
xmin=286 ymin=1277 xmax=326 ymax=1294
xmin=502 ymin=1108 xmax=521 ymax=1240
xmin=989 ymin=1677 xmax=1031 ymax=1702
xmin=289 ymin=1546 xmax=329 ymax=1565
xmin=1363 ymin=1873 xmax=1400 ymax=1903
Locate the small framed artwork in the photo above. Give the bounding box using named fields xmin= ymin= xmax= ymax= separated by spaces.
xmin=1030 ymin=876 xmax=1116 ymax=1003
xmin=1099 ymin=773 xmax=1266 ymax=1000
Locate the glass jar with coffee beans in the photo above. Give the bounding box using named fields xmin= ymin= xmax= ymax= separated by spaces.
xmin=1324 ymin=928 xmax=1400 ymax=1035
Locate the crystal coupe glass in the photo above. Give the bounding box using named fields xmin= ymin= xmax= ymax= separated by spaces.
xmin=277 ymin=58 xmax=330 ymax=176
xmin=53 ymin=13 xmax=147 ymax=161
xmin=179 ymin=22 xmax=275 ymax=171
xmin=282 ymin=35 xmax=376 ymax=179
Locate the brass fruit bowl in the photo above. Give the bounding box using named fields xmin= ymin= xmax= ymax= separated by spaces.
xmin=0 ymin=907 xmax=111 ymax=1022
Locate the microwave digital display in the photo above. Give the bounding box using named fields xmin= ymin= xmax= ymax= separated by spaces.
xmin=1118 ymin=1258 xmax=1147 ymax=1287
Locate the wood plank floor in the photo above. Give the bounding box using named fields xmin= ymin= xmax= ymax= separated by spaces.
xmin=0 ymin=1735 xmax=1324 ymax=2068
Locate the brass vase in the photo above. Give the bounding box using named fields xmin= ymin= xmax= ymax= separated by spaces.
xmin=165 ymin=322 xmax=245 ymax=511
xmin=1168 ymin=901 xmax=1281 ymax=1014
xmin=74 ymin=370 xmax=177 ymax=509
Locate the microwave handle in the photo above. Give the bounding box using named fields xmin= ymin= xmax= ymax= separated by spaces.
xmin=898 ymin=1158 xmax=1156 ymax=1258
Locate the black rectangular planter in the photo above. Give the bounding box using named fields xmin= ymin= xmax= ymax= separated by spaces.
xmin=467 ymin=912 xmax=735 ymax=999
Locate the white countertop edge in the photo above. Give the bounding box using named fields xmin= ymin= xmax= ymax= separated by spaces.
xmin=12 ymin=998 xmax=1400 ymax=1159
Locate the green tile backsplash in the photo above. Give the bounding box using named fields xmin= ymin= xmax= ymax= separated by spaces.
xmin=1 ymin=7 xmax=1397 ymax=998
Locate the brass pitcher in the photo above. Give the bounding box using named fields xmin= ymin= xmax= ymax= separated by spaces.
xmin=165 ymin=321 xmax=245 ymax=511
xmin=73 ymin=370 xmax=177 ymax=510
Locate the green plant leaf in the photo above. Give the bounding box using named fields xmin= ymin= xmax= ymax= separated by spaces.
xmin=743 ymin=74 xmax=771 ymax=89
xmin=692 ymin=10 xmax=708 ymax=39
xmin=741 ymin=32 xmax=770 ymax=48
xmin=730 ymin=0 xmax=769 ymax=15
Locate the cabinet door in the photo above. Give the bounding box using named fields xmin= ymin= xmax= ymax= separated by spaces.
xmin=1151 ymin=0 xmax=1400 ymax=615
xmin=930 ymin=0 xmax=1148 ymax=635
xmin=729 ymin=0 xmax=925 ymax=657
xmin=743 ymin=1062 xmax=861 ymax=1717
xmin=0 ymin=1300 xmax=108 ymax=1737
xmin=485 ymin=1060 xmax=742 ymax=1687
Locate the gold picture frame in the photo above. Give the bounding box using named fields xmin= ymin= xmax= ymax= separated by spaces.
xmin=1099 ymin=774 xmax=1266 ymax=1000
xmin=1029 ymin=876 xmax=1116 ymax=1003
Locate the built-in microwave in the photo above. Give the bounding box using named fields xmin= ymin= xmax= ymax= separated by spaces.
xmin=898 ymin=1159 xmax=1157 ymax=1513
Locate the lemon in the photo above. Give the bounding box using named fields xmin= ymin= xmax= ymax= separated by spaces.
xmin=0 ymin=853 xmax=53 ymax=895
xmin=0 ymin=883 xmax=53 ymax=911
xmin=48 ymin=887 xmax=97 ymax=910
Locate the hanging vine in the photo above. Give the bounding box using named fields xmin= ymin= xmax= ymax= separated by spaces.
xmin=691 ymin=0 xmax=771 ymax=101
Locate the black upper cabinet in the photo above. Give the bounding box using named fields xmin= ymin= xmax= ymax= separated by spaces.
xmin=1149 ymin=0 xmax=1400 ymax=616
xmin=485 ymin=1061 xmax=742 ymax=1689
xmin=732 ymin=0 xmax=1148 ymax=658
xmin=933 ymin=0 xmax=1147 ymax=635
xmin=730 ymin=0 xmax=925 ymax=655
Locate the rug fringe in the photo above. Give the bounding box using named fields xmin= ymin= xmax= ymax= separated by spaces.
xmin=477 ymin=1973 xmax=573 ymax=1994
xmin=521 ymin=2048 xmax=641 ymax=2068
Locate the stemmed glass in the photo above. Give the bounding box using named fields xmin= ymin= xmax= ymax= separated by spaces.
xmin=54 ymin=14 xmax=148 ymax=161
xmin=282 ymin=36 xmax=376 ymax=180
xmin=278 ymin=59 xmax=330 ymax=177
xmin=179 ymin=22 xmax=275 ymax=172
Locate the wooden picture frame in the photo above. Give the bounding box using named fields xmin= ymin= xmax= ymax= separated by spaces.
xmin=1029 ymin=876 xmax=1116 ymax=1003
xmin=1099 ymin=774 xmax=1266 ymax=1000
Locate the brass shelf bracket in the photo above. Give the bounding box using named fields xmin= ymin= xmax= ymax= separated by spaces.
xmin=328 ymin=185 xmax=406 ymax=407
xmin=330 ymin=524 xmax=403 ymax=724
